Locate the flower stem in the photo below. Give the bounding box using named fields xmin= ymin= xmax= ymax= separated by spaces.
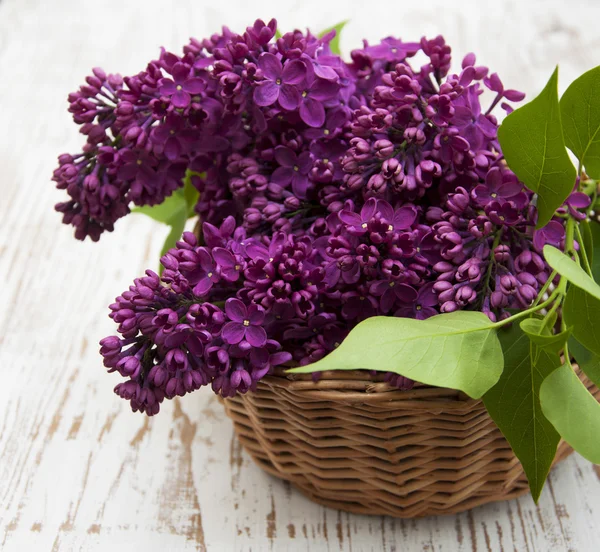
xmin=531 ymin=269 xmax=558 ymax=307
xmin=565 ymin=217 xmax=576 ymax=256
xmin=575 ymin=223 xmax=593 ymax=276
xmin=540 ymin=295 xmax=561 ymax=333
xmin=489 ymin=287 xmax=563 ymax=330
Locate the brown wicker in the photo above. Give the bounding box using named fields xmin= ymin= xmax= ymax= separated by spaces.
xmin=221 ymin=369 xmax=599 ymax=518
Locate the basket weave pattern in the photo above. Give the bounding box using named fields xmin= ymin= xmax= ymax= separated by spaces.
xmin=222 ymin=370 xmax=599 ymax=518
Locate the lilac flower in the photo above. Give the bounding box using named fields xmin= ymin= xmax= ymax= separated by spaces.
xmin=484 ymin=73 xmax=526 ymax=113
xmin=222 ymin=298 xmax=267 ymax=347
xmin=203 ymin=216 xmax=238 ymax=248
xmin=245 ymin=232 xmax=286 ymax=263
xmin=486 ymin=200 xmax=520 ymax=226
xmin=433 ymin=128 xmax=470 ymax=163
xmin=370 ymin=281 xmax=417 ymax=313
xmin=472 ymin=167 xmax=523 ymax=206
xmin=533 ymin=220 xmax=566 ymax=250
xmin=213 ymin=247 xmax=245 ymax=282
xmin=452 ymin=86 xmax=498 ymax=150
xmin=118 ymin=148 xmax=158 ymax=183
xmin=365 ymin=37 xmax=420 ymax=62
xmin=272 ymin=146 xmax=313 ymax=198
xmin=246 ymin=18 xmax=277 ymax=46
xmin=395 ymin=282 xmax=438 ymax=319
xmin=341 ymin=290 xmax=378 ymax=321
xmin=338 ymin=198 xmax=378 ymax=235
xmin=310 ymin=54 xmax=342 ymax=81
xmin=565 ymin=191 xmax=591 ymax=221
xmin=377 ymin=201 xmax=418 ymax=231
xmin=150 ymin=115 xmax=195 ymax=160
xmin=159 ymin=62 xmax=206 ymax=108
xmin=257 ymin=340 xmax=293 ymax=371
xmin=298 ymin=64 xmax=340 ymax=127
xmin=186 ymin=248 xmax=220 ymax=296
xmin=421 ymin=35 xmax=452 ymax=79
xmin=253 ymin=54 xmax=306 ymax=109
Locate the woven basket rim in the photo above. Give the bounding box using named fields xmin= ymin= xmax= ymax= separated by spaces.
xmin=261 ymin=368 xmax=474 ymax=405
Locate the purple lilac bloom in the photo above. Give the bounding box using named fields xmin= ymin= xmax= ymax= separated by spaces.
xmin=395 ymin=282 xmax=438 ymax=320
xmin=533 ymin=220 xmax=565 ymax=251
xmin=297 ymin=63 xmax=340 ymax=127
xmin=158 ymin=62 xmax=206 ymax=108
xmin=253 ymin=54 xmax=306 ymax=109
xmin=69 ymin=19 xmax=565 ymax=415
xmin=272 ymin=146 xmax=313 ymax=198
xmin=222 ymin=298 xmax=268 ymax=347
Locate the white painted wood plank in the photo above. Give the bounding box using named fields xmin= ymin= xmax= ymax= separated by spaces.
xmin=1 ymin=0 xmax=600 ymax=550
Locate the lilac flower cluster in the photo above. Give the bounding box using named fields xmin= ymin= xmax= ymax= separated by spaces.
xmin=77 ymin=19 xmax=564 ymax=414
xmin=100 ymin=230 xmax=295 ymax=414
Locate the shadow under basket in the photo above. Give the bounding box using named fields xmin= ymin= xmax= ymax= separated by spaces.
xmin=221 ymin=369 xmax=600 ymax=518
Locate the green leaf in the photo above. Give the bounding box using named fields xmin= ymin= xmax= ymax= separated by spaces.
xmin=520 ymin=318 xmax=571 ymax=366
xmin=589 ymin=220 xmax=600 ymax=280
xmin=133 ymin=168 xmax=202 ymax=274
xmin=287 ymin=311 xmax=503 ymax=399
xmin=560 ymin=65 xmax=600 ymax=179
xmin=132 ymin=192 xmax=186 ymax=274
xmin=275 ymin=29 xmax=282 ymax=40
xmin=543 ymin=245 xmax=600 ymax=300
xmin=132 ymin=189 xmax=187 ymax=224
xmin=569 ymin=337 xmax=600 ymax=388
xmin=563 ymin=284 xmax=600 ymax=356
xmin=133 ymin=168 xmax=200 ymax=222
xmin=580 ymin=219 xmax=594 ymax=267
xmin=132 ymin=189 xmax=188 ymax=270
xmin=520 ymin=317 xmax=570 ymax=348
xmin=182 ymin=169 xmax=202 ymax=217
xmin=319 ymin=21 xmax=349 ymax=56
xmin=540 ymin=363 xmax=600 ymax=464
xmin=483 ymin=324 xmax=561 ymax=502
xmin=159 ymin=206 xmax=187 ymax=259
xmin=498 ymin=67 xmax=576 ymax=228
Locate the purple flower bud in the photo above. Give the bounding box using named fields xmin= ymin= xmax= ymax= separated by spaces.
xmin=490 ymin=291 xmax=508 ymax=309
xmin=494 ymin=245 xmax=511 ymax=262
xmin=243 ymin=208 xmax=262 ymax=229
xmin=374 ymin=139 xmax=394 ymax=159
xmin=117 ymin=356 xmax=142 ymax=378
xmin=515 ymin=250 xmax=545 ymax=274
xmin=381 ymin=158 xmax=402 ymax=180
xmin=455 ymin=285 xmax=477 ymax=306
xmin=284 ymin=196 xmax=302 ymax=210
xmin=456 ymin=259 xmax=482 ymax=283
xmin=499 ymin=274 xmax=518 ymax=294
xmin=433 ymin=261 xmax=454 ymax=273
xmin=517 ymin=272 xmax=537 ymax=287
xmin=433 ymin=280 xmax=453 ymax=293
xmin=441 ymin=301 xmax=458 ymax=313
xmin=367 ymin=173 xmax=387 ymax=194
xmin=345 ymin=173 xmax=364 ymax=191
xmin=446 ymin=187 xmax=470 ymax=215
xmin=437 ymin=286 xmax=456 ymax=303
xmin=515 ymin=250 xmax=531 ymax=270
xmin=517 ymin=284 xmax=537 ymax=306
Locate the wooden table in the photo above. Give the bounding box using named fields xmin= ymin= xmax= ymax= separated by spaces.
xmin=1 ymin=0 xmax=599 ymax=549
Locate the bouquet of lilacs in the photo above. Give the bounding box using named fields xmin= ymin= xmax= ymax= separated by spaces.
xmin=54 ymin=18 xmax=600 ymax=501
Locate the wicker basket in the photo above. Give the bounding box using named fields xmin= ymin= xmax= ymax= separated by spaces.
xmin=222 ymin=369 xmax=599 ymax=518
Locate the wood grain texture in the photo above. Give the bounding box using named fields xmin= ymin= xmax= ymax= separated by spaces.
xmin=0 ymin=0 xmax=599 ymax=550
